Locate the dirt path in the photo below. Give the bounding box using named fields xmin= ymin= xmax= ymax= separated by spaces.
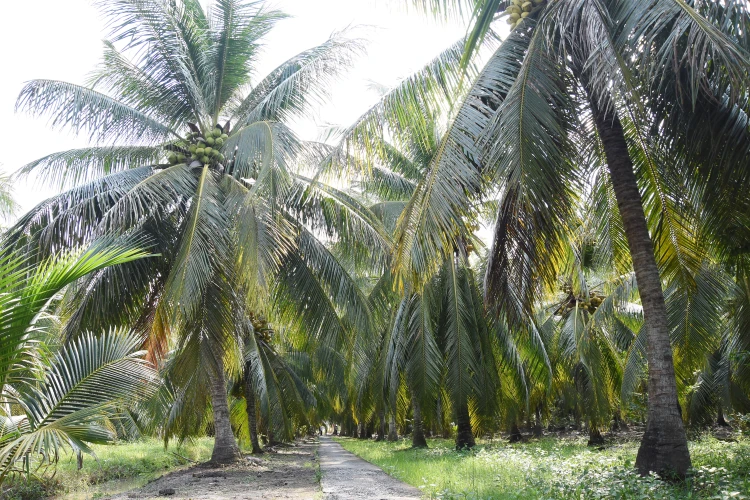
xmin=110 ymin=440 xmax=319 ymax=500
xmin=318 ymin=436 xmax=421 ymax=500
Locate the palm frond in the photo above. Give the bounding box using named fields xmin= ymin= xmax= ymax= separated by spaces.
xmin=230 ymin=30 xmax=363 ymax=125
xmin=16 ymin=80 xmax=177 ymax=144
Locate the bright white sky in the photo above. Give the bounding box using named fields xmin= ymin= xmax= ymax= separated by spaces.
xmin=0 ymin=0 xmax=479 ymax=219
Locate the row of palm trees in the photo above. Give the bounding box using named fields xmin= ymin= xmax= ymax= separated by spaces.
xmin=1 ymin=0 xmax=749 ymax=484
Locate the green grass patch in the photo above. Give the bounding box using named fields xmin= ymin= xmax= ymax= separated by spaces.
xmin=334 ymin=435 xmax=750 ymax=499
xmin=1 ymin=437 xmax=213 ymax=499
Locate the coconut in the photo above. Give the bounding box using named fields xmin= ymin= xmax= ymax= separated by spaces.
xmin=189 ymin=145 xmax=197 ymax=153
xmin=509 ymin=12 xmax=520 ymax=21
xmin=214 ymin=129 xmax=223 ymax=138
xmin=521 ymin=12 xmax=530 ymax=17
xmin=177 ymin=154 xmax=186 ymax=162
xmin=215 ymin=138 xmax=224 ymax=147
xmin=201 ymin=155 xmax=210 ymax=163
xmin=168 ymin=154 xmax=178 ymax=164
xmin=196 ymin=148 xmax=205 ymax=156
xmin=220 ymin=133 xmax=229 ymax=140
xmin=206 ymin=137 xmax=215 ymax=146
xmin=204 ymin=147 xmax=213 ymax=155
xmin=522 ymin=1 xmax=532 ymax=11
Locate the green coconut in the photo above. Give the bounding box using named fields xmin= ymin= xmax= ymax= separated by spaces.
xmin=196 ymin=148 xmax=205 ymax=155
xmin=189 ymin=145 xmax=197 ymax=153
xmin=201 ymin=155 xmax=210 ymax=163
xmin=204 ymin=147 xmax=213 ymax=155
xmin=208 ymin=137 xmax=217 ymax=146
xmin=522 ymin=1 xmax=532 ymax=11
xmin=168 ymin=154 xmax=178 ymax=164
xmin=521 ymin=11 xmax=530 ymax=17
xmin=177 ymin=154 xmax=186 ymax=163
xmin=220 ymin=133 xmax=229 ymax=140
xmin=509 ymin=12 xmax=520 ymax=21
xmin=214 ymin=138 xmax=224 ymax=147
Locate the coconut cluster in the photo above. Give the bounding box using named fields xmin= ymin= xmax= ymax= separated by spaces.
xmin=502 ymin=0 xmax=547 ymax=30
xmin=250 ymin=312 xmax=274 ymax=344
xmin=166 ymin=126 xmax=230 ymax=166
xmin=556 ymin=285 xmax=606 ymax=315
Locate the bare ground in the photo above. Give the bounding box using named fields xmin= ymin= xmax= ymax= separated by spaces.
xmin=318 ymin=436 xmax=421 ymax=500
xmin=109 ymin=440 xmax=320 ymax=500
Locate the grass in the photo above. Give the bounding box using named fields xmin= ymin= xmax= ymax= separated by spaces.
xmin=334 ymin=434 xmax=750 ymax=499
xmin=1 ymin=437 xmax=214 ymax=500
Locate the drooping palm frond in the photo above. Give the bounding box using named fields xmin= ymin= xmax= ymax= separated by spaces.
xmin=162 ymin=167 xmax=230 ymax=323
xmin=1 ymin=166 xmax=156 ymax=256
xmin=17 ymin=146 xmax=163 ymax=189
xmin=614 ymin=0 xmax=750 ymax=106
xmin=482 ymin=20 xmax=579 ymax=325
xmin=16 ymin=80 xmax=178 ymax=144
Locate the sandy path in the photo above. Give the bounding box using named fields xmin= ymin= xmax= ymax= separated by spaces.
xmin=110 ymin=440 xmax=319 ymax=500
xmin=318 ymin=436 xmax=421 ymax=500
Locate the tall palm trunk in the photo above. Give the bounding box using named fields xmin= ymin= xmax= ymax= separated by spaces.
xmin=583 ymin=81 xmax=691 ymax=477
xmin=243 ymin=361 xmax=263 ymax=454
xmin=387 ymin=411 xmax=398 ymax=441
xmin=208 ymin=358 xmax=242 ymax=463
xmin=455 ymin=400 xmax=475 ymax=450
xmin=411 ymin=398 xmax=428 ymax=448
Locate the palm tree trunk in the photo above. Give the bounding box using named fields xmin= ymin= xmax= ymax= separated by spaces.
xmin=243 ymin=362 xmax=263 ymax=454
xmin=455 ymin=400 xmax=475 ymax=450
xmin=208 ymin=360 xmax=242 ymax=464
xmin=411 ymin=398 xmax=428 ymax=448
xmin=387 ymin=411 xmax=398 ymax=441
xmin=584 ymin=82 xmax=691 ymax=477
xmin=508 ymin=422 xmax=523 ymax=443
xmin=532 ymin=405 xmax=543 ymax=438
xmin=376 ymin=410 xmax=386 ymax=441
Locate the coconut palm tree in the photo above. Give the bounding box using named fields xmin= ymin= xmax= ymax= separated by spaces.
xmin=390 ymin=0 xmax=750 ymax=476
xmin=6 ymin=0 xmax=383 ymax=464
xmin=0 ymin=241 xmax=154 ymax=479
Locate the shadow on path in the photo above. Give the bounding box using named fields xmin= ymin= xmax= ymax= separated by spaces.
xmin=319 ymin=436 xmax=421 ymax=500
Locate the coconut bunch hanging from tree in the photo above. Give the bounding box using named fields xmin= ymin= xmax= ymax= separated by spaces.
xmin=502 ymin=0 xmax=547 ymax=30
xmin=165 ymin=123 xmax=230 ymax=166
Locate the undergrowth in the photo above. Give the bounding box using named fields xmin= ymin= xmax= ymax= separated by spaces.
xmin=0 ymin=437 xmax=213 ymax=499
xmin=335 ymin=434 xmax=750 ymax=499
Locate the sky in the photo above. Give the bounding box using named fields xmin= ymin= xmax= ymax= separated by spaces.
xmin=0 ymin=0 xmax=474 ymax=219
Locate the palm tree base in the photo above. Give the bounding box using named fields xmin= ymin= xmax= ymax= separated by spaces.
xmin=635 ymin=419 xmax=691 ymax=478
xmin=587 ymin=429 xmax=605 ymax=447
xmin=210 ymin=446 xmax=242 ymax=465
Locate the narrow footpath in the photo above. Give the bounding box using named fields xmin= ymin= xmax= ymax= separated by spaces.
xmin=319 ymin=436 xmax=421 ymax=500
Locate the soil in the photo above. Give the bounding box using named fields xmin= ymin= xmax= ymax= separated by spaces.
xmin=109 ymin=440 xmax=320 ymax=500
